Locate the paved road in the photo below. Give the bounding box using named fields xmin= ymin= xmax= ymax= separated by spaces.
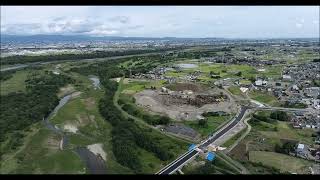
xmin=157 ymin=150 xmax=199 ymax=175
xmin=157 ymin=106 xmax=248 ymax=175
xmin=199 ymin=106 xmax=248 ymax=149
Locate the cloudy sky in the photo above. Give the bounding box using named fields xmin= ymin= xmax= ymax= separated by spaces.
xmin=1 ymin=6 xmax=319 ymax=38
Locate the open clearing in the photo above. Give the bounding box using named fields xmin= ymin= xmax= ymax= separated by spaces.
xmin=248 ymin=90 xmax=280 ymax=106
xmin=134 ymin=90 xmax=237 ymax=121
xmin=1 ymin=70 xmax=28 ymax=95
xmin=249 ymin=151 xmax=312 ymax=174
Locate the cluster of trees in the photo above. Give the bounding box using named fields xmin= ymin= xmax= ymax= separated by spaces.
xmin=71 ymin=59 xmax=176 ymax=172
xmin=176 ymin=51 xmax=213 ymax=59
xmin=0 ymin=70 xmax=16 ymax=81
xmin=99 ymin=81 xmax=174 ymax=172
xmin=235 ymin=71 xmax=242 ymax=76
xmin=282 ymin=101 xmax=307 ymax=108
xmin=198 ymin=119 xmax=208 ymax=128
xmin=122 ymin=55 xmax=175 ymax=76
xmin=142 ymin=114 xmax=170 ymax=126
xmin=188 ymin=161 xmax=216 ymax=174
xmin=252 ymin=111 xmax=289 ymax=123
xmin=312 ymin=79 xmax=320 ymax=87
xmin=0 ymin=72 xmax=74 ymax=144
xmin=270 ymin=111 xmax=290 ymax=121
xmin=1 ymin=48 xmax=177 ymax=65
xmin=203 ymin=111 xmax=228 ymax=117
xmin=275 ymin=141 xmax=296 ymax=155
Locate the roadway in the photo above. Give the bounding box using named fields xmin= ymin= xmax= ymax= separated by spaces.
xmin=156 ymin=93 xmax=316 ymax=175
xmin=157 ymin=106 xmax=248 ymax=175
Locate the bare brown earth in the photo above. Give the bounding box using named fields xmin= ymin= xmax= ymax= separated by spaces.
xmin=134 ymin=87 xmax=237 ymax=121
xmin=45 ymin=134 xmax=61 ymax=150
xmin=83 ymin=97 xmax=96 ymax=110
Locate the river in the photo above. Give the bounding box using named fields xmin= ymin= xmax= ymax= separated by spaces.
xmin=43 ymin=79 xmax=107 ymax=174
xmin=89 ymin=76 xmax=101 ymax=90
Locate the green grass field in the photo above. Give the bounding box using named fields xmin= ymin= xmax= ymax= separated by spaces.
xmin=260 ymin=65 xmax=283 ymax=79
xmin=164 ymin=62 xmax=282 ymax=84
xmin=1 ymin=127 xmax=86 ymax=174
xmin=249 ymin=90 xmax=280 ymax=106
xmin=228 ymin=86 xmax=243 ymax=96
xmin=121 ymin=79 xmax=165 ymax=94
xmin=259 ymin=121 xmax=315 ymax=145
xmin=249 ymin=151 xmax=312 ymax=173
xmin=0 ymin=70 xmax=28 ymax=95
xmin=184 ymin=115 xmax=232 ymax=138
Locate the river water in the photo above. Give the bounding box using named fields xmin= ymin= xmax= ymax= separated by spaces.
xmin=43 ymin=83 xmax=107 ymax=174
xmin=89 ymin=76 xmax=101 ymax=90
xmin=43 ymin=95 xmax=71 ymax=149
xmin=177 ymin=63 xmax=198 ymax=69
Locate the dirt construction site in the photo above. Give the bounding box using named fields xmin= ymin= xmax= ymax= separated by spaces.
xmin=134 ymin=83 xmax=238 ymax=121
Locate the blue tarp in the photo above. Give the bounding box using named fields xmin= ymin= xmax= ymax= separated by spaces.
xmin=188 ymin=144 xmax=196 ymax=151
xmin=206 ymin=152 xmax=216 ymax=161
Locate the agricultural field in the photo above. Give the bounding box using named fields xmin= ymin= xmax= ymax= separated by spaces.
xmin=249 ymin=151 xmax=313 ymax=174
xmin=228 ymin=111 xmax=316 ymax=174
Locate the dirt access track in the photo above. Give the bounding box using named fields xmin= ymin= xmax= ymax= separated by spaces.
xmin=134 ymin=83 xmax=238 ymax=121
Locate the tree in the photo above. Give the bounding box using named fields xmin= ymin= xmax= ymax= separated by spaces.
xmin=236 ymin=71 xmax=242 ymax=76
xmin=270 ymin=111 xmax=289 ymax=121
xmin=197 ymin=161 xmax=216 ymax=174
xmin=198 ymin=119 xmax=208 ymax=127
xmin=249 ymin=76 xmax=256 ymax=83
xmin=158 ymin=116 xmax=170 ymax=125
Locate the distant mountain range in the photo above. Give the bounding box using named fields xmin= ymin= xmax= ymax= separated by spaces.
xmin=0 ymin=34 xmax=226 ymax=43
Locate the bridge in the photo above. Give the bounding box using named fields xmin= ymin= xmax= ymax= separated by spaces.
xmin=156 ymin=106 xmax=248 ymax=175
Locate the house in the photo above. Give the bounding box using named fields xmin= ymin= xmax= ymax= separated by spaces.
xmin=255 ymin=80 xmax=268 ymax=86
xmin=292 ymin=85 xmax=299 ymax=91
xmin=296 ymin=143 xmax=309 ymax=158
xmin=282 ymin=75 xmax=292 ymax=81
xmin=240 ymin=87 xmax=249 ymax=93
xmin=294 ymin=111 xmax=305 ymax=117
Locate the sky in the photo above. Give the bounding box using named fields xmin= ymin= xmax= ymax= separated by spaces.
xmin=1 ymin=6 xmax=319 ymax=38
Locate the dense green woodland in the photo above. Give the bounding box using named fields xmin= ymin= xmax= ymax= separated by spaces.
xmin=0 ymin=70 xmax=17 ymax=81
xmin=0 ymin=71 xmax=73 ymax=158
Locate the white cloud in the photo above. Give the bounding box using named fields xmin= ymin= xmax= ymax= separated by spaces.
xmin=86 ymin=29 xmax=119 ymax=36
xmin=295 ymin=23 xmax=303 ymax=28
xmin=1 ymin=6 xmax=319 ymax=38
